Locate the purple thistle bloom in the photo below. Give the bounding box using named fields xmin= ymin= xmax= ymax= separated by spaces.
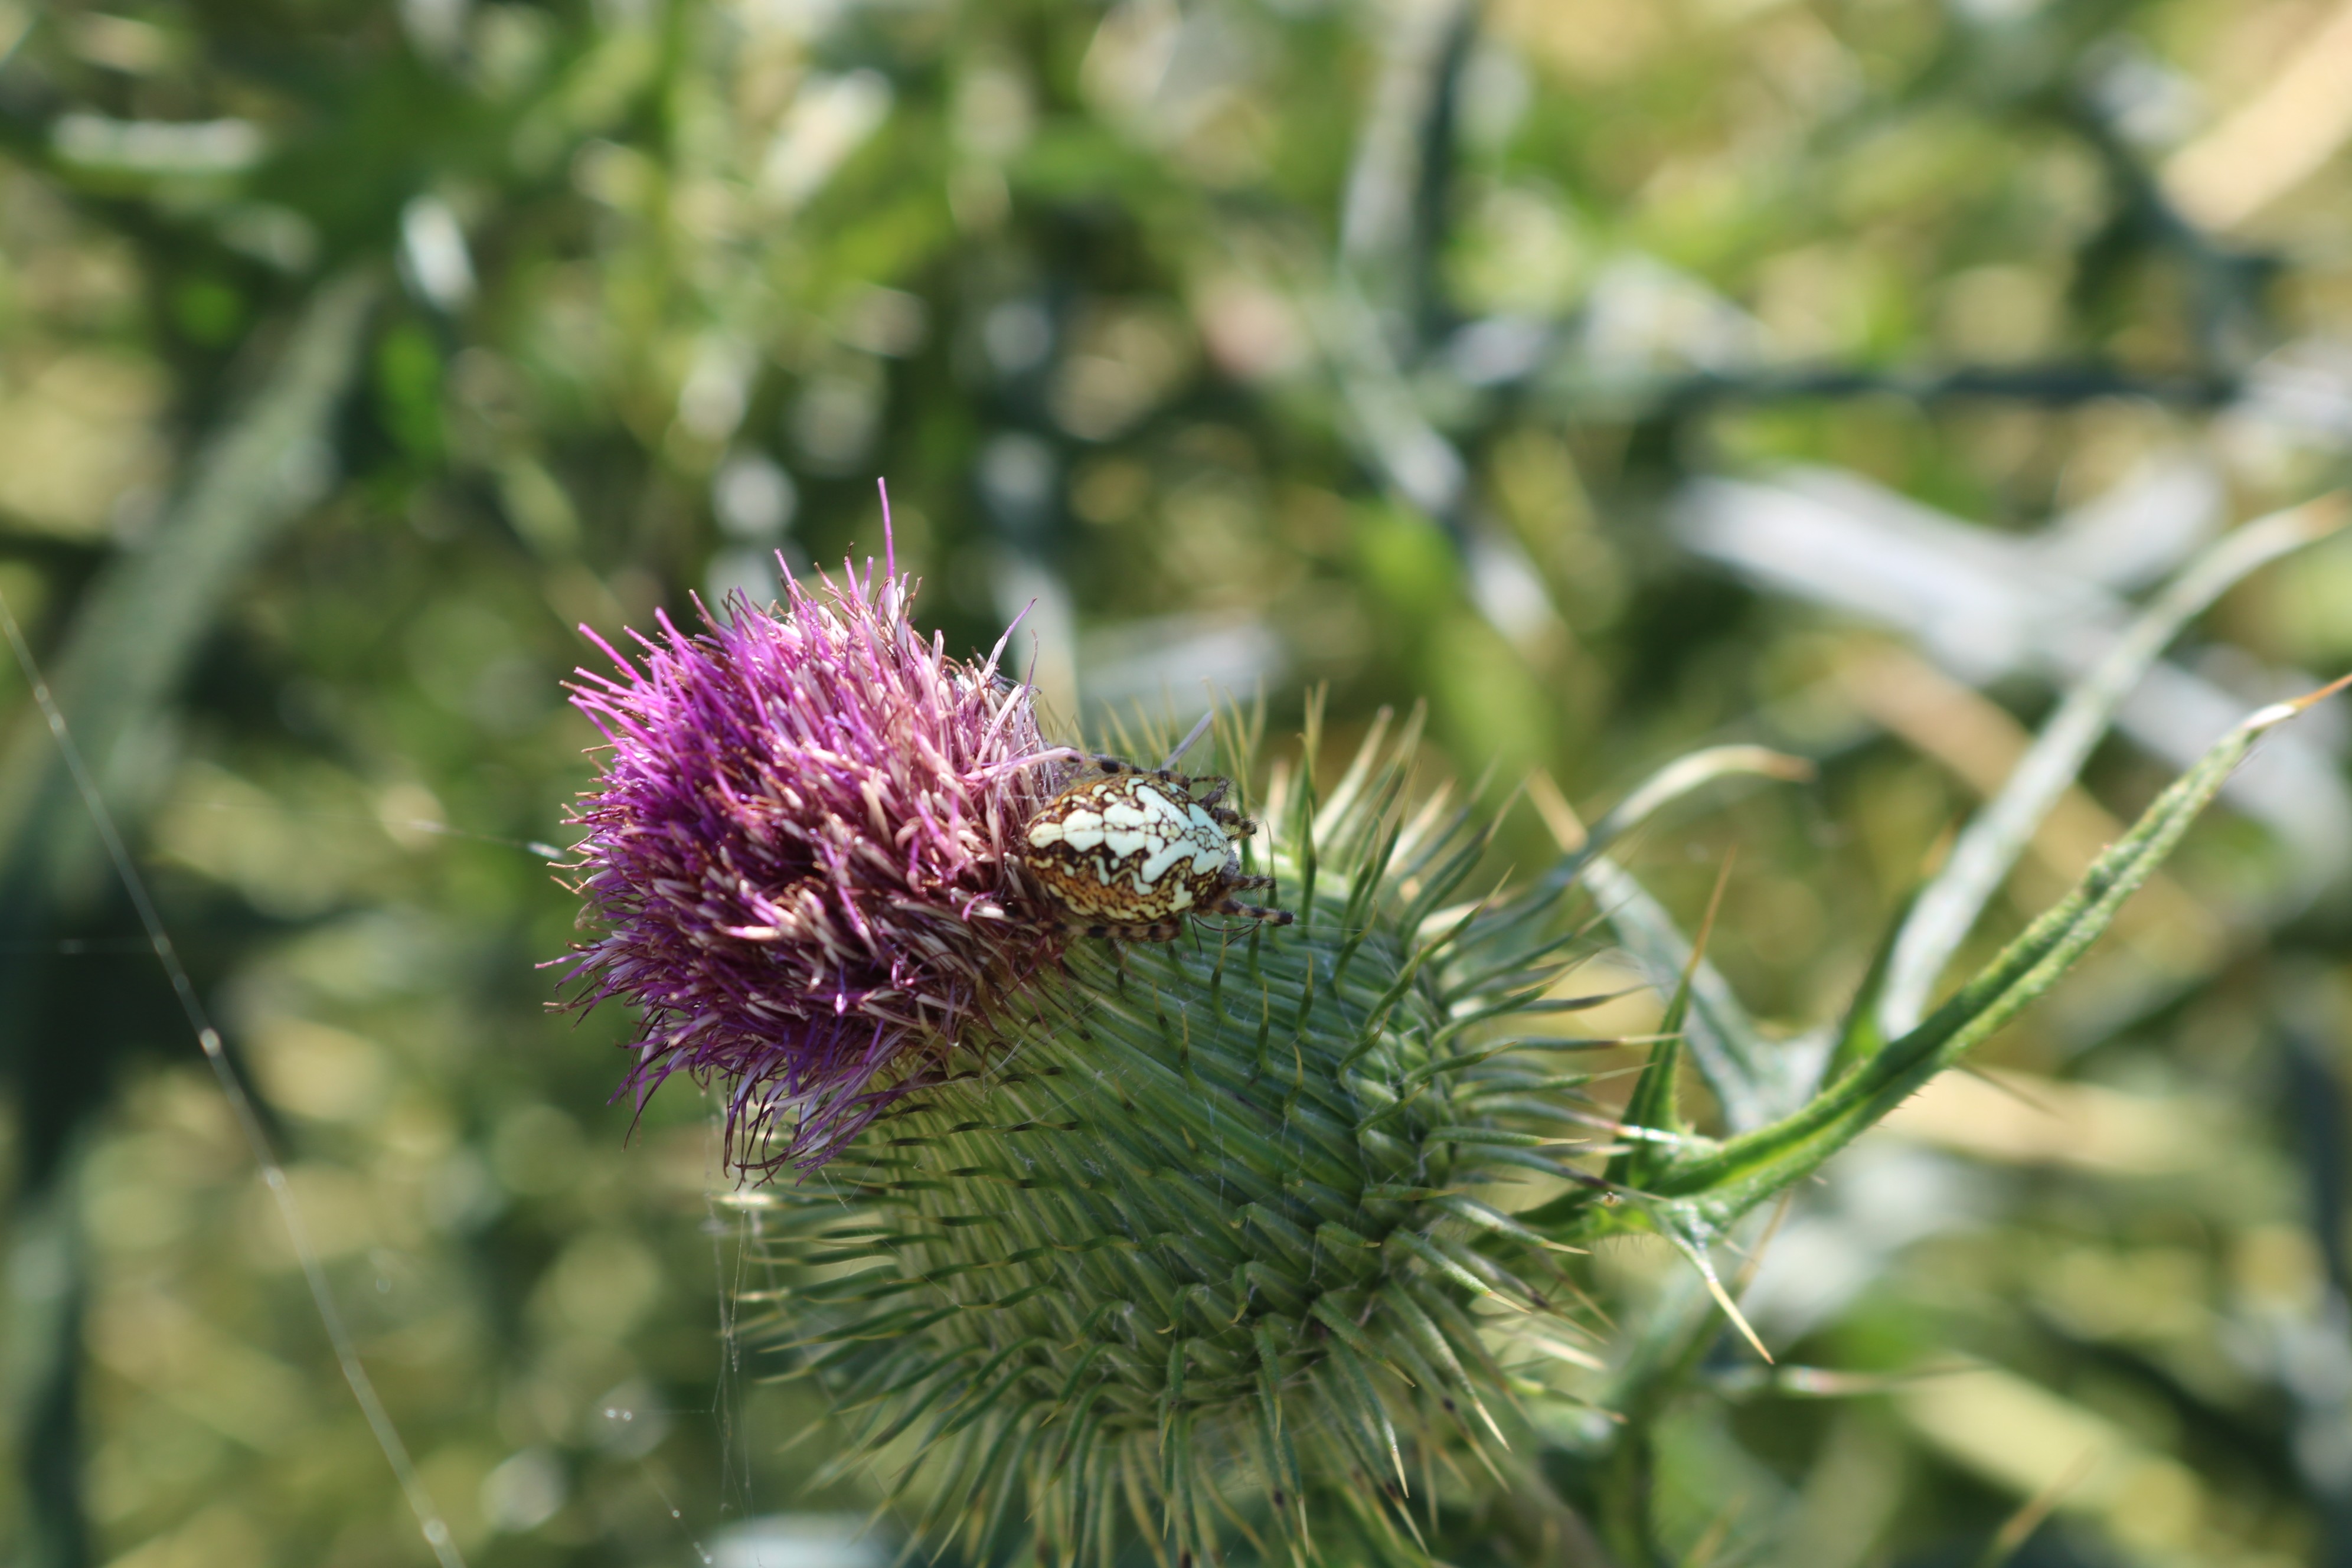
xmin=559 ymin=538 xmax=1070 ymax=1174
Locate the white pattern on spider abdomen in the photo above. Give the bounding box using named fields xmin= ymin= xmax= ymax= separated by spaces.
xmin=1021 ymin=773 xmax=1237 ymax=926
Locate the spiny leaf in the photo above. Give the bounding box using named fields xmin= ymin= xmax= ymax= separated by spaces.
xmin=1877 ymin=491 xmax=2345 ymax=1039
xmin=1653 ymin=684 xmax=2341 ymax=1224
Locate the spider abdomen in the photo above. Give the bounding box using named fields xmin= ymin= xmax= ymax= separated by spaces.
xmin=1023 ymin=774 xmax=1231 ymax=922
xmin=1019 ymin=766 xmax=1289 ymax=938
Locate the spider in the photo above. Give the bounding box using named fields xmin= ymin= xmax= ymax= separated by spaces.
xmin=1019 ymin=740 xmax=1292 ymax=942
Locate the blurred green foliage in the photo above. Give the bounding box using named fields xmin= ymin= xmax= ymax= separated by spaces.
xmin=0 ymin=0 xmax=2349 ymax=1564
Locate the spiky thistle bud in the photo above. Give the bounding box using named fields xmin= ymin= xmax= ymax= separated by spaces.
xmin=558 ymin=529 xmax=1613 ymax=1559
xmin=558 ymin=553 xmax=1072 ymax=1172
xmin=733 ymin=704 xmax=1622 ymax=1566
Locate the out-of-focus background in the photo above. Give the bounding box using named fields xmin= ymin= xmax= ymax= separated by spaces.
xmin=2 ymin=0 xmax=2351 ymax=1564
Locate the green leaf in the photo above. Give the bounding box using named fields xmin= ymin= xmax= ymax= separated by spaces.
xmin=1651 ymin=684 xmax=2342 ymax=1224
xmin=1876 ymin=491 xmax=2346 ymax=1037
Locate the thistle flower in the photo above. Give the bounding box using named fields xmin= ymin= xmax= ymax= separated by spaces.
xmin=559 ymin=545 xmax=1070 ymax=1173
xmin=561 ymin=496 xmax=2318 ymax=1566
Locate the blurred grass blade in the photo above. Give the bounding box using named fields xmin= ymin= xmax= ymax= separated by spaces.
xmin=1658 ymin=678 xmax=2345 ymax=1221
xmin=1579 ymin=857 xmax=1784 ymax=1132
xmin=1528 ymin=745 xmax=1814 ymax=894
xmin=0 ymin=267 xmax=380 ymax=899
xmin=1527 ymin=747 xmax=1813 ymax=1132
xmin=1877 ymin=491 xmax=2346 ymax=1037
xmin=1971 ymin=1446 xmax=2100 ymax=1568
xmin=1581 ymin=747 xmax=1815 ymax=863
xmin=0 ymin=267 xmax=388 ymax=1568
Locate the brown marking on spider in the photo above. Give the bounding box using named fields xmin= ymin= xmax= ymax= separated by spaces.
xmin=1019 ymin=753 xmax=1293 ymax=942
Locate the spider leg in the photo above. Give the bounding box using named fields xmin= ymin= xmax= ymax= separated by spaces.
xmin=1216 ymin=899 xmax=1293 ymax=926
xmin=1155 ymin=769 xmax=1230 ymax=792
